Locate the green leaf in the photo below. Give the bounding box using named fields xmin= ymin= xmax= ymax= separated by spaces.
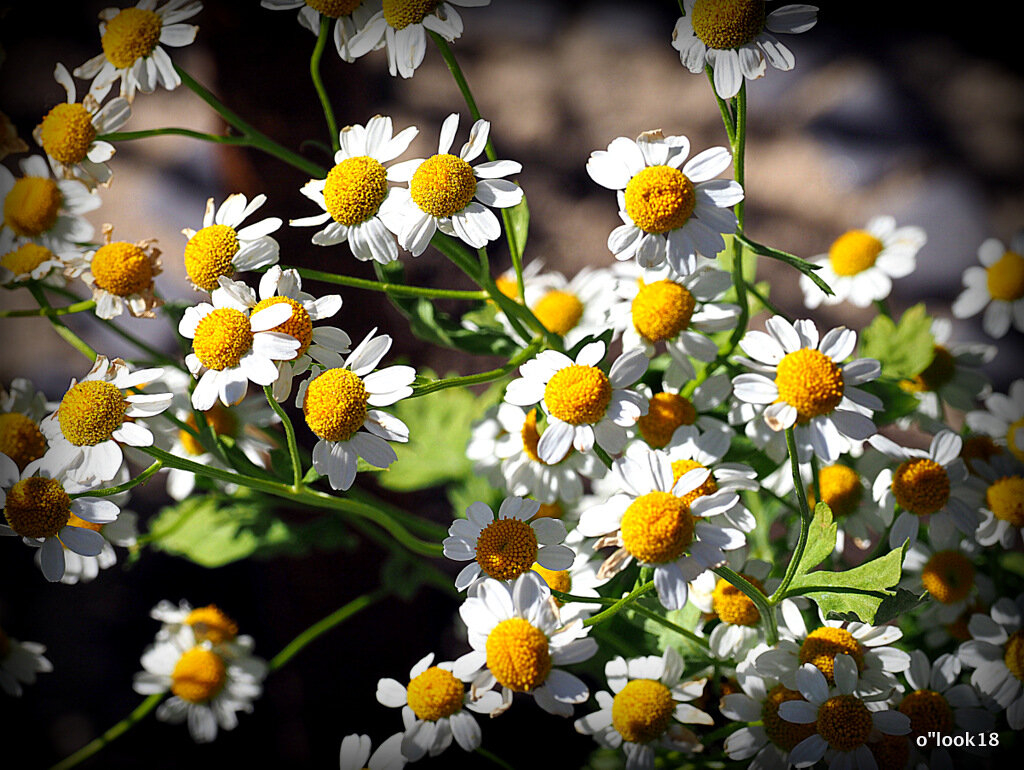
xmin=786 ymin=543 xmax=905 ymax=624
xmin=859 ymin=303 xmax=935 ymax=379
xmin=872 ymin=588 xmax=927 ymax=625
xmin=859 ymin=380 xmax=923 ymax=427
xmin=736 ymin=234 xmax=833 ymax=295
xmin=1000 ymin=551 xmax=1024 ymax=579
xmin=505 ymin=195 xmax=529 ymax=258
xmin=794 ymin=502 xmax=837 ymax=576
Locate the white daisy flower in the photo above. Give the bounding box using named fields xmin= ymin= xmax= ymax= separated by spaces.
xmin=531 ymin=527 xmax=611 ymax=626
xmin=453 ymin=571 xmax=597 ymax=718
xmin=148 ymin=600 xmax=255 ymax=660
xmin=380 ymin=113 xmax=523 ymax=255
xmin=339 ymin=732 xmax=407 ymax=770
xmin=73 ymin=0 xmax=202 ymax=102
xmin=63 ymin=224 xmax=163 ymax=319
xmin=952 ymin=233 xmax=1024 ymax=339
xmin=800 ymin=216 xmax=926 ymax=309
xmin=492 ymin=257 xmax=553 ymax=302
xmin=179 ymin=277 xmax=301 ymax=410
xmin=870 ymin=430 xmax=980 ymax=549
xmin=297 ymin=327 xmax=415 ymax=491
xmin=443 ymin=495 xmax=574 ymax=591
xmin=40 ymin=356 xmax=172 ymax=485
xmin=727 ymin=397 xmax=793 ymax=466
xmin=34 ymin=63 xmax=130 ymax=187
xmin=516 ymin=266 xmax=616 ymax=348
xmin=35 ymin=509 xmax=138 ymax=586
xmin=504 ymin=340 xmax=648 ymax=461
xmin=291 ymin=115 xmax=418 ymax=264
xmin=587 ymin=129 xmax=743 ymax=274
xmin=672 ymin=1 xmax=819 ymax=99
xmin=0 ymin=623 xmax=52 ymax=697
xmin=733 ymin=316 xmax=882 ymax=463
xmin=0 ymin=229 xmax=66 ymax=286
xmin=376 ymin=651 xmax=502 ymax=761
xmin=966 ymin=378 xmax=1024 ymax=463
xmin=0 ymin=378 xmax=54 ymax=473
xmin=260 ymin=0 xmax=383 ymax=62
xmin=630 ymin=371 xmax=733 ymax=453
xmin=957 ymin=594 xmax=1024 ymax=730
xmin=809 ymin=458 xmax=889 ymax=554
xmin=971 ymin=452 xmax=1024 ymax=550
xmin=574 ymin=647 xmax=711 ymax=768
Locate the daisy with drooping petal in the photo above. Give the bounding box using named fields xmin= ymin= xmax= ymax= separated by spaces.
xmin=957 ymin=594 xmax=1024 ymax=729
xmin=260 ymin=0 xmax=383 ymax=62
xmin=574 ymin=647 xmax=711 ymax=769
xmin=587 ymin=129 xmax=743 ymax=274
xmin=952 ymin=233 xmax=1024 ymax=338
xmin=971 ymin=452 xmax=1024 ymax=549
xmin=672 ymin=1 xmax=818 ymax=99
xmin=0 ymin=622 xmax=52 ymax=697
xmin=631 ymin=371 xmax=733 ymax=452
xmin=182 ymin=194 xmax=281 ymax=292
xmin=454 ymin=571 xmax=597 ymax=718
xmin=0 ymin=378 xmax=53 ymax=473
xmin=732 ymin=317 xmax=882 ymax=463
xmin=35 ymin=509 xmax=138 ymax=586
xmin=0 ymin=230 xmax=66 ymax=287
xmin=800 ymin=216 xmax=926 ymax=309
xmin=380 ymin=113 xmax=523 ymax=255
xmin=298 ymin=328 xmax=415 ymax=491
xmin=73 ymin=0 xmax=202 ymax=102
xmin=64 ymin=224 xmax=163 ymax=319
xmin=443 ymin=495 xmax=574 ymax=591
xmin=339 ymin=732 xmax=407 ymax=770
xmin=504 ymin=340 xmax=648 ymax=461
xmin=966 ymin=378 xmax=1024 ymax=463
xmin=291 ymin=115 xmax=418 ymax=264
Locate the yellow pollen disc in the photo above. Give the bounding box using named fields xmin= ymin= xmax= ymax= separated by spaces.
xmin=761 ymin=684 xmax=816 ymax=751
xmin=670 ymin=458 xmax=719 ymax=507
xmin=67 ymin=512 xmax=103 ymax=533
xmin=543 ymin=365 xmax=612 ymax=426
xmin=624 ymin=166 xmax=696 ymax=234
xmin=533 ymin=502 xmax=564 ymax=520
xmin=184 ymin=224 xmax=240 ymax=292
xmin=816 ymin=694 xmax=873 ymax=752
xmin=382 ymin=0 xmax=440 ymax=29
xmin=252 ymin=296 xmax=312 ymax=357
xmin=410 ymin=153 xmax=477 ymax=218
xmin=170 ymin=647 xmax=227 ymax=704
xmin=798 ymin=627 xmax=865 ymax=684
xmin=712 ymin=575 xmax=763 ymax=626
xmin=39 ymin=103 xmax=96 ymax=165
xmin=192 ymin=308 xmax=254 ymax=371
xmin=1004 ymin=630 xmax=1024 ymax=682
xmin=406 ymin=666 xmax=464 ymax=722
xmin=987 ymin=475 xmax=1024 ymax=527
xmin=1008 ymin=417 xmax=1024 ymax=463
xmin=816 ymin=464 xmax=863 ymax=518
xmin=3 ymin=177 xmax=62 ymax=237
xmin=101 ymin=7 xmax=162 ymax=69
xmin=474 ymin=517 xmax=538 ymax=581
xmin=775 ymin=348 xmax=845 ymax=422
xmin=631 ymin=279 xmax=696 ymax=342
xmin=828 ymin=229 xmax=884 ymax=277
xmin=305 ymin=0 xmax=363 ymax=17
xmin=691 ymin=0 xmax=766 ymax=49
xmin=531 ymin=563 xmax=571 ymax=597
xmin=3 ymin=477 xmax=71 ymax=539
xmin=0 ymin=412 xmax=47 ymax=471
xmin=869 ymin=734 xmax=911 ymax=770
xmin=302 ymin=368 xmax=369 ymax=442
xmin=185 ymin=605 xmax=239 ymax=646
xmin=900 ymin=346 xmax=956 ymax=394
xmin=1 ymin=243 xmax=54 ymax=278
xmin=323 ymin=156 xmax=388 ymax=227
xmin=90 ymin=241 xmax=154 ymax=297
xmin=179 ymin=404 xmax=239 ymax=456
xmin=532 ymin=290 xmax=584 ymax=337
xmin=611 ymin=678 xmax=675 ymax=744
xmin=58 ymin=380 xmax=127 ymax=447
xmin=637 ymin=392 xmax=696 ymax=449
xmin=520 ymin=409 xmax=570 ymax=465
xmin=986 ymin=250 xmax=1024 ymax=302
xmin=921 ymin=550 xmax=974 ymax=605
xmin=485 ymin=617 xmax=551 ymax=692
xmin=898 ymin=689 xmax=953 ymax=735
xmin=891 ymin=458 xmax=950 ymax=516
xmin=961 ymin=435 xmax=1002 ymax=475
xmin=495 ymin=274 xmax=520 ymax=300
xmin=620 ymin=490 xmax=694 ymax=565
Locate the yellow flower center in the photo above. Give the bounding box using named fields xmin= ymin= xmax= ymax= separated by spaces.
xmin=170 ymin=647 xmax=227 ymax=704
xmin=815 ymin=464 xmax=863 ymax=518
xmin=0 ymin=412 xmax=47 ymax=471
xmin=184 ymin=224 xmax=240 ymax=292
xmin=1008 ymin=417 xmax=1024 ymax=463
xmin=690 ymin=0 xmax=766 ymax=49
xmin=961 ymin=435 xmax=1002 ymax=475
xmin=898 ymin=689 xmax=953 ymax=736
xmin=900 ymin=345 xmax=956 ymax=394
xmin=91 ymin=241 xmax=154 ymax=297
xmin=531 ymin=290 xmax=584 ymax=337
xmin=192 ymin=308 xmax=254 ymax=371
xmin=611 ymin=678 xmax=675 ymax=744
xmin=101 ymin=7 xmax=163 ymax=69
xmin=533 ymin=502 xmax=564 ymax=519
xmin=798 ymin=627 xmax=865 ymax=684
xmin=67 ymin=511 xmax=103 ymax=533
xmin=39 ymin=103 xmax=96 ymax=165
xmin=869 ymin=734 xmax=911 ymax=770
xmin=251 ymin=296 xmax=312 ymax=358
xmin=1 ymin=243 xmax=54 ymax=278
xmin=4 ymin=177 xmax=62 ymax=238
xmin=406 ymin=665 xmax=464 ymax=722
xmin=816 ymin=694 xmax=873 ymax=752
xmin=531 ymin=563 xmax=571 ymax=597
xmin=322 ymin=156 xmax=389 ymax=227
xmin=410 ymin=153 xmax=477 ymax=218
xmin=712 ymin=574 xmax=763 ymax=626
xmin=670 ymin=458 xmax=719 ymax=507
xmin=891 ymin=458 xmax=950 ymax=516
xmin=637 ymin=392 xmax=696 ymax=449
xmin=1004 ymin=630 xmax=1024 ymax=683
xmin=828 ymin=229 xmax=884 ymax=277
xmin=184 ymin=605 xmax=239 ymax=646
xmin=620 ymin=490 xmax=694 ymax=565
xmin=382 ymin=0 xmax=439 ymax=29
xmin=987 ymin=475 xmax=1024 ymax=527
xmin=623 ymin=166 xmax=696 ymax=234
xmin=543 ymin=365 xmax=612 ymax=426
xmin=520 ymin=408 xmax=570 ymax=465
xmin=58 ymin=380 xmax=127 ymax=447
xmin=774 ymin=348 xmax=845 ymax=421
xmin=178 ymin=404 xmax=239 ymax=456
xmin=761 ymin=684 xmax=816 ymax=751
xmin=495 ymin=274 xmax=520 ymax=300
xmin=485 ymin=617 xmax=551 ymax=692
xmin=305 ymin=0 xmax=363 ymax=17
xmin=474 ymin=517 xmax=539 ymax=581
xmin=921 ymin=550 xmax=974 ymax=605
xmin=631 ymin=279 xmax=696 ymax=343
xmin=986 ymin=250 xmax=1024 ymax=302
xmin=3 ymin=477 xmax=71 ymax=539
xmin=302 ymin=368 xmax=369 ymax=442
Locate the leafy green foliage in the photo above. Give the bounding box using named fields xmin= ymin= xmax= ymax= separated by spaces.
xmin=859 ymin=303 xmax=935 ymax=379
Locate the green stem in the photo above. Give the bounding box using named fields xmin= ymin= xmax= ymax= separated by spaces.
xmin=583 ymin=580 xmax=655 ymax=627
xmin=409 ymin=338 xmax=542 ymax=398
xmin=592 ymin=442 xmax=614 ymax=471
xmin=714 ymin=565 xmax=777 ymax=645
xmin=27 ymin=285 xmax=96 ymax=361
xmin=0 ymin=299 xmax=95 ymax=317
xmin=311 ymin=15 xmax=340 ymax=153
xmin=769 ymin=427 xmax=813 ymax=606
xmin=49 ymin=694 xmax=164 ymax=770
xmin=99 ymin=127 xmax=251 ymax=145
xmin=264 ymin=385 xmax=304 ymax=491
xmin=292 ymin=266 xmax=487 ymax=300
xmin=71 ymin=461 xmax=163 ymax=498
xmin=475 ymin=747 xmax=516 ymax=770
xmin=724 ymin=83 xmax=749 ymax=357
xmin=629 ymin=604 xmax=711 ymax=651
xmin=744 ymin=280 xmax=790 ymax=320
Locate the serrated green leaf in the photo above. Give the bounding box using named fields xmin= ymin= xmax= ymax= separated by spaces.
xmin=872 ymin=588 xmax=927 ymax=625
xmin=794 ymin=502 xmax=837 ymax=576
xmin=786 ymin=544 xmax=905 ymax=624
xmin=859 ymin=303 xmax=935 ymax=379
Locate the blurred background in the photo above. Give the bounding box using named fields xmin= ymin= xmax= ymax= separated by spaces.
xmin=1 ymin=1 xmax=1022 ymax=767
